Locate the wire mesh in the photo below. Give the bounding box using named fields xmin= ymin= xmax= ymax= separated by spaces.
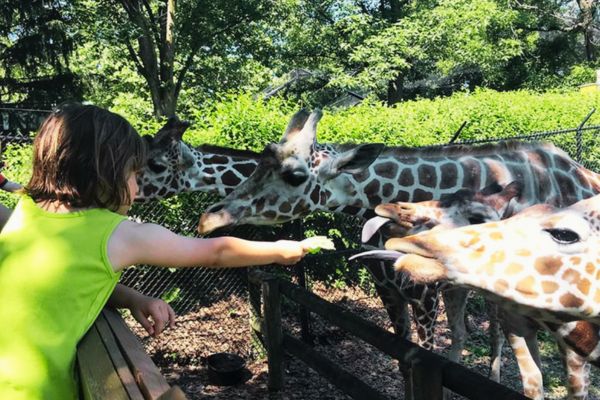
xmin=1 ymin=110 xmax=599 ymax=315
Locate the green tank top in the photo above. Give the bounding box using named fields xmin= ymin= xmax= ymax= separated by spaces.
xmin=0 ymin=195 xmax=126 ymax=400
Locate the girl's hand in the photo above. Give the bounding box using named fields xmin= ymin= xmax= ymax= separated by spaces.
xmin=275 ymin=240 xmax=308 ymax=265
xmin=129 ymin=294 xmax=176 ymax=337
xmin=275 ymin=236 xmax=336 ymax=265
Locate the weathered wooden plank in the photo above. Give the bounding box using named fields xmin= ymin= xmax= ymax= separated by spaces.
xmin=95 ymin=312 xmax=145 ymax=399
xmin=102 ymin=308 xmax=172 ymax=400
xmin=77 ymin=325 xmax=129 ymax=400
xmin=156 ymin=385 xmax=188 ymax=400
xmin=282 ymin=333 xmax=389 ymax=400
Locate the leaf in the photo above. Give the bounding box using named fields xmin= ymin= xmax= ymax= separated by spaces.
xmin=302 ymin=236 xmax=336 ymax=254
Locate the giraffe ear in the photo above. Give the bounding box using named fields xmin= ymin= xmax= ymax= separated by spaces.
xmin=501 ymin=180 xmax=524 ymax=200
xmin=497 ymin=180 xmax=524 ymax=219
xmin=320 ymin=143 xmax=384 ymax=180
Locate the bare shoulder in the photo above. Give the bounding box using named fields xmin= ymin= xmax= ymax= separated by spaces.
xmin=108 ymin=219 xmax=159 ymax=271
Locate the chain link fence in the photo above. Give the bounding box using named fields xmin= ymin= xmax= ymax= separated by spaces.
xmin=1 ymin=107 xmax=600 ymax=316
xmin=120 ymin=121 xmax=600 ymax=315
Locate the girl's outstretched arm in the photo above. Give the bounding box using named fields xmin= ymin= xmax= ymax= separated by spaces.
xmin=108 ymin=220 xmax=309 ymax=272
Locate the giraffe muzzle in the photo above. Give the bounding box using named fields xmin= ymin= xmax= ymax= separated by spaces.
xmin=198 ymin=210 xmax=236 ymax=234
xmin=384 ymin=237 xmax=448 ymax=283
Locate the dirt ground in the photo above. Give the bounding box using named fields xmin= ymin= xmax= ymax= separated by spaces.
xmin=126 ymin=283 xmax=600 ymax=400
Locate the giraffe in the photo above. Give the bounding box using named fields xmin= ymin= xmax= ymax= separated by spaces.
xmin=361 ymin=183 xmax=592 ymax=400
xmin=136 ymin=116 xmax=260 ymax=201
xmin=382 ymin=194 xmax=600 ymax=323
xmin=367 ymin=195 xmax=600 ymax=399
xmin=198 ymin=108 xmax=600 ymax=361
xmin=356 ymin=195 xmax=600 ymax=399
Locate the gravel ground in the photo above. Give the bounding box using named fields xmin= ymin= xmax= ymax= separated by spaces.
xmin=125 ymin=283 xmax=600 ymax=400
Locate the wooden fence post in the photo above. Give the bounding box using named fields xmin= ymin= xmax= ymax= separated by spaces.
xmin=262 ymin=276 xmax=284 ymax=391
xmin=410 ymin=359 xmax=443 ymax=400
xmin=248 ymin=270 xmax=263 ymax=332
xmin=294 ymin=259 xmax=313 ymax=344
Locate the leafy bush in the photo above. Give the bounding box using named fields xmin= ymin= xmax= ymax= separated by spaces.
xmin=3 ymin=88 xmax=600 ymax=288
xmin=173 ymin=89 xmax=600 ymax=151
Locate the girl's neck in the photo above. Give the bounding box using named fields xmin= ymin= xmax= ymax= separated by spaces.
xmin=37 ymin=200 xmax=91 ymax=214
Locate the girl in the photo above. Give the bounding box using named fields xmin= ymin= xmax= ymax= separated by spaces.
xmin=0 ymin=103 xmax=320 ymax=400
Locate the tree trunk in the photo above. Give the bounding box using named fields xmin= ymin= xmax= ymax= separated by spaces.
xmin=387 ymin=75 xmax=404 ymax=105
xmin=118 ymin=0 xmax=178 ymax=117
xmin=158 ymin=0 xmax=176 ymax=117
xmin=577 ymin=0 xmax=597 ymax=61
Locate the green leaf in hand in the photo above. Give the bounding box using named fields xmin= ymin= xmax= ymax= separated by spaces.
xmin=302 ymin=236 xmax=336 ymax=254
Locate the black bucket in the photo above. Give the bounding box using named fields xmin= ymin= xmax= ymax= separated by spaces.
xmin=205 ymin=352 xmax=247 ymax=386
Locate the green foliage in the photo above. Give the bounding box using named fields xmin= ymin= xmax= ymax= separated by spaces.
xmin=0 ymin=1 xmax=81 ymax=105
xmin=161 ymin=287 xmax=182 ymax=304
xmin=3 ymin=88 xmax=600 ymax=289
xmin=183 ymin=93 xmax=297 ymax=149
xmin=174 ymin=89 xmax=600 ymax=152
xmin=0 ymin=142 xmax=32 ymax=208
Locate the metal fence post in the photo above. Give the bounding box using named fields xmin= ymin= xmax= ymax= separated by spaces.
xmin=575 ymin=108 xmax=595 ymax=161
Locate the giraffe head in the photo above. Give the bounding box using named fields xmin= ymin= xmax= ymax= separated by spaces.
xmin=136 ymin=116 xmax=260 ymax=201
xmin=198 ymin=109 xmax=384 ymax=233
xmin=368 ymin=194 xmax=600 ymax=321
xmin=361 ymin=180 xmax=524 ymax=242
xmin=137 ymin=116 xmax=193 ymax=200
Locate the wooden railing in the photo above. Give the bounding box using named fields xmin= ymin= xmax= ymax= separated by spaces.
xmin=248 ymin=270 xmax=528 ymax=400
xmin=77 ymin=308 xmax=187 ymax=400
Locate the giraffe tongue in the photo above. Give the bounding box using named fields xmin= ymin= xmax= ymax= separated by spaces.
xmin=349 ymin=249 xmax=405 ymax=262
xmin=361 ymin=216 xmax=392 ymax=243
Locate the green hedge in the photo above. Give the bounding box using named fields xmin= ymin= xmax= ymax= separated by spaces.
xmin=175 ymin=88 xmax=600 ymax=150
xmin=2 ymin=88 xmax=599 ymax=289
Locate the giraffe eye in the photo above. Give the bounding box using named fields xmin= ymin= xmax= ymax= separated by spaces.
xmin=544 ymin=228 xmax=580 ymax=244
xmin=147 ymin=159 xmax=167 ymax=174
xmin=281 ymin=169 xmax=308 ymax=187
xmin=467 ymin=214 xmax=487 ymax=225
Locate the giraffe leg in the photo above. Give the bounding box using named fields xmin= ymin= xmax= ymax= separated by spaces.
xmin=441 ymin=287 xmax=468 ymax=364
xmin=501 ymin=313 xmax=544 ymax=400
xmin=408 ymin=285 xmax=439 ymax=350
xmin=364 ymin=259 xmax=412 ymax=339
xmin=485 ymin=300 xmax=505 ymax=382
xmin=559 ymin=345 xmax=590 ymax=400
xmin=373 ymin=282 xmax=411 ymax=339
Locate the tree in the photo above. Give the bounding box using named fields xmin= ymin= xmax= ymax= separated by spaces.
xmin=80 ymin=0 xmax=281 ymax=117
xmin=0 ymin=0 xmax=81 ymax=106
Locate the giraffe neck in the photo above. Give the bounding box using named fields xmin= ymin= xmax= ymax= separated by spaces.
xmin=314 ymin=141 xmax=600 ymax=214
xmin=191 ymin=145 xmax=259 ymax=197
xmin=139 ymin=144 xmax=259 ymax=200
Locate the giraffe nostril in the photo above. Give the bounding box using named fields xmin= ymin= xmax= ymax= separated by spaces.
xmin=207 ymin=204 xmax=224 ymax=213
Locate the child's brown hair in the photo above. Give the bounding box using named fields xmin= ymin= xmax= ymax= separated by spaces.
xmin=26 ymin=103 xmax=147 ymax=211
